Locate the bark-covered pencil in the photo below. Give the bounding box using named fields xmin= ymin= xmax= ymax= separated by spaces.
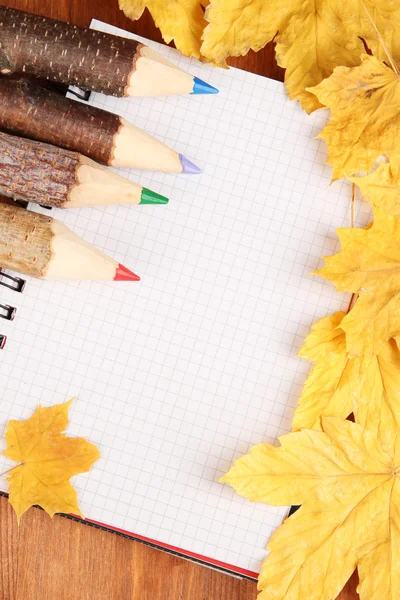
xmin=0 ymin=78 xmax=200 ymax=173
xmin=0 ymin=131 xmax=169 ymax=209
xmin=0 ymin=204 xmax=140 ymax=281
xmin=0 ymin=6 xmax=218 ymax=97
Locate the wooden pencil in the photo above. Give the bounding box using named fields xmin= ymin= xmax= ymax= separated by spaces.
xmin=0 ymin=78 xmax=200 ymax=173
xmin=0 ymin=203 xmax=140 ymax=281
xmin=0 ymin=6 xmax=218 ymax=97
xmin=0 ymin=131 xmax=169 ymax=209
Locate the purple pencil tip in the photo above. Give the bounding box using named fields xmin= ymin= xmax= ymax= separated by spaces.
xmin=179 ymin=154 xmax=202 ymax=175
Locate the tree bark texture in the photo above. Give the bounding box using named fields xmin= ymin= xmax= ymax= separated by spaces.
xmin=0 ymin=131 xmax=80 ymax=208
xmin=0 ymin=203 xmax=53 ymax=278
xmin=0 ymin=77 xmax=121 ymax=165
xmin=0 ymin=6 xmax=142 ymax=96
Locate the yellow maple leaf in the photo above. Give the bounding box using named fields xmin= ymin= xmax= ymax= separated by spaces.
xmin=294 ymin=311 xmax=400 ymax=454
xmin=350 ymin=156 xmax=400 ymax=216
xmin=4 ymin=400 xmax=100 ymax=522
xmin=118 ymin=0 xmax=207 ymax=59
xmin=309 ymin=54 xmax=400 ymax=179
xmin=222 ymin=417 xmax=400 ymax=600
xmin=201 ymin=0 xmax=400 ymax=112
xmin=316 ymin=208 xmax=400 ymax=357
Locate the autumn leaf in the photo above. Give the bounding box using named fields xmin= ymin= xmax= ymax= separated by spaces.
xmin=309 ymin=54 xmax=400 ymax=179
xmin=294 ymin=311 xmax=400 ymax=454
xmin=350 ymin=156 xmax=400 ymax=216
xmin=118 ymin=0 xmax=207 ymax=59
xmin=222 ymin=417 xmax=400 ymax=600
xmin=201 ymin=0 xmax=400 ymax=112
xmin=4 ymin=400 xmax=100 ymax=522
xmin=316 ymin=208 xmax=400 ymax=357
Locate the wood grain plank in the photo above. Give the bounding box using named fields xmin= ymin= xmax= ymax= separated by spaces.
xmin=3 ymin=498 xmax=256 ymax=600
xmin=337 ymin=572 xmax=359 ymax=600
xmin=0 ymin=2 xmax=357 ymax=599
xmin=0 ymin=498 xmax=19 ymax=600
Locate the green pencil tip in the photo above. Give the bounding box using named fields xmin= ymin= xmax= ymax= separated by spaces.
xmin=140 ymin=188 xmax=169 ymax=205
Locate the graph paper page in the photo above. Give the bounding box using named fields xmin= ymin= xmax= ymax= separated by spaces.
xmin=0 ymin=21 xmax=370 ymax=575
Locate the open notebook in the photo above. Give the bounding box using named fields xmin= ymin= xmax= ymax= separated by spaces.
xmin=0 ymin=21 xmax=370 ymax=578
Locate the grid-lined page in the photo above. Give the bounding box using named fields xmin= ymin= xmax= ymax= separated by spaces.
xmin=0 ymin=21 xmax=371 ymax=575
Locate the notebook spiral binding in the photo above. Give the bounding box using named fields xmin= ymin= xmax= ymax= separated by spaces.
xmin=0 ymin=303 xmax=17 ymax=321
xmin=0 ymin=270 xmax=26 ymax=293
xmin=0 ymin=269 xmax=26 ymax=350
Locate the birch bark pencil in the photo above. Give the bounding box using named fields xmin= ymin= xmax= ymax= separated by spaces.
xmin=0 ymin=204 xmax=140 ymax=281
xmin=0 ymin=132 xmax=169 ymax=208
xmin=0 ymin=78 xmax=200 ymax=173
xmin=0 ymin=6 xmax=218 ymax=97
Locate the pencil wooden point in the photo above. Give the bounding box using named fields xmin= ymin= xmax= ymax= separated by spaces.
xmin=0 ymin=7 xmax=218 ymax=98
xmin=0 ymin=203 xmax=139 ymax=282
xmin=0 ymin=78 xmax=196 ymax=173
xmin=0 ymin=131 xmax=169 ymax=209
xmin=111 ymin=117 xmax=190 ymax=172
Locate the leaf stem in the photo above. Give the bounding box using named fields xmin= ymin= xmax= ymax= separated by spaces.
xmin=346 ymin=293 xmax=356 ymax=314
xmin=358 ymin=0 xmax=399 ymax=74
xmin=0 ymin=466 xmax=17 ymax=478
xmin=347 ymin=183 xmax=357 ymax=313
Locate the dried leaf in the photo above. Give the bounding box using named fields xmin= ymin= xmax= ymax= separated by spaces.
xmin=309 ymin=55 xmax=400 ymax=179
xmin=294 ymin=311 xmax=400 ymax=454
xmin=119 ymin=0 xmax=206 ymax=58
xmin=350 ymin=156 xmax=400 ymax=216
xmin=316 ymin=208 xmax=400 ymax=357
xmin=222 ymin=417 xmax=399 ymax=600
xmin=201 ymin=0 xmax=400 ymax=112
xmin=4 ymin=400 xmax=100 ymax=522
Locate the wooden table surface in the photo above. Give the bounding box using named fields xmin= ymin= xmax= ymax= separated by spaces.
xmin=0 ymin=1 xmax=358 ymax=598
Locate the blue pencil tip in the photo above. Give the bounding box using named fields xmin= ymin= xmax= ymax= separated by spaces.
xmin=179 ymin=154 xmax=202 ymax=174
xmin=191 ymin=76 xmax=219 ymax=95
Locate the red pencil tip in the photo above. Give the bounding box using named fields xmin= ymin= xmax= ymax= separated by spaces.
xmin=114 ymin=264 xmax=140 ymax=281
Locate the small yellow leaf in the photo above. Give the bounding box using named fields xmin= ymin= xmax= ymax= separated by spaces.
xmin=223 ymin=418 xmax=398 ymax=600
xmin=350 ymin=156 xmax=400 ymax=216
xmin=294 ymin=311 xmax=400 ymax=454
xmin=4 ymin=400 xmax=100 ymax=522
xmin=309 ymin=55 xmax=400 ymax=179
xmin=316 ymin=208 xmax=400 ymax=356
xmin=201 ymin=0 xmax=400 ymax=113
xmin=119 ymin=0 xmax=207 ymax=59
